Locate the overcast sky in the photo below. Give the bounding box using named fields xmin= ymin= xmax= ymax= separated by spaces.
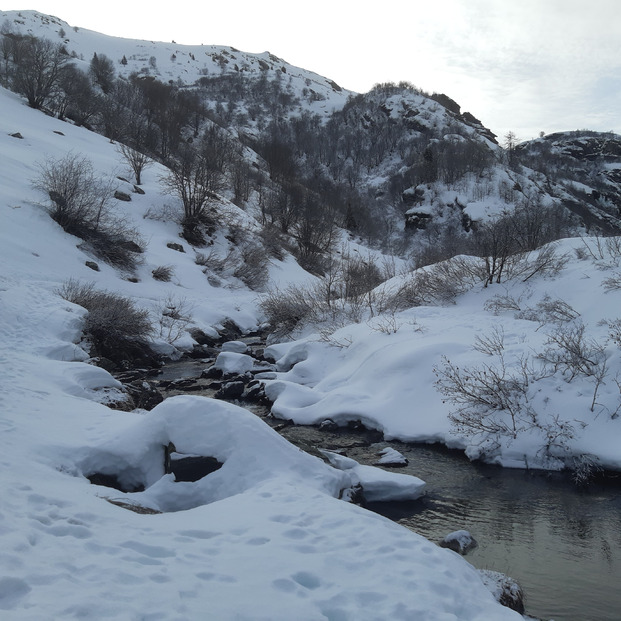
xmin=14 ymin=0 xmax=621 ymax=141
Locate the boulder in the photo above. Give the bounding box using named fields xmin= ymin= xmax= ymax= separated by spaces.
xmin=114 ymin=190 xmax=131 ymax=202
xmin=478 ymin=570 xmax=525 ymax=614
xmin=375 ymin=447 xmax=408 ymax=467
xmin=439 ymin=530 xmax=478 ymax=555
xmin=221 ymin=340 xmax=248 ymax=354
xmin=214 ymin=351 xmax=255 ymax=375
xmin=214 ymin=381 xmax=245 ymax=400
xmin=125 ymin=380 xmax=164 ymax=411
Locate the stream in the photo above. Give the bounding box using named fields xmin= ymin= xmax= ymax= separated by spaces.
xmin=150 ymin=353 xmax=621 ymax=621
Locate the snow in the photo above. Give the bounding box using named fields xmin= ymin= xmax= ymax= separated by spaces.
xmin=214 ymin=351 xmax=256 ymax=375
xmin=263 ymin=238 xmax=621 ymax=471
xmin=321 ymin=451 xmax=426 ymax=502
xmin=220 ymin=340 xmax=249 ymax=353
xmin=376 ymin=446 xmax=409 ymax=466
xmin=0 ymin=65 xmax=522 ymax=621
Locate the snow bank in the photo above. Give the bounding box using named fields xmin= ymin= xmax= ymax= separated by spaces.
xmin=77 ymin=395 xmax=349 ymax=512
xmin=262 ymin=239 xmax=621 ymax=471
xmin=323 ymin=451 xmax=426 ymax=502
xmin=0 ymin=83 xmax=521 ymax=619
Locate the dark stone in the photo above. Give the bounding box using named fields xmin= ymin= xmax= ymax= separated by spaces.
xmin=439 ymin=531 xmax=478 ymax=555
xmin=53 ymin=130 xmax=65 ymax=136
xmin=186 ymin=345 xmax=217 ymax=359
xmin=86 ymin=472 xmax=145 ymax=493
xmin=114 ymin=190 xmax=132 ymax=202
xmin=429 ymin=92 xmax=461 ymax=115
xmin=85 ymin=260 xmax=99 ymax=271
xmin=340 ymin=483 xmax=365 ymax=506
xmin=168 ymin=454 xmax=223 ymax=482
xmin=405 ymin=210 xmax=433 ymax=230
xmin=217 ymin=319 xmax=242 ymax=342
xmin=170 ymin=378 xmax=200 ymax=388
xmin=125 ymin=380 xmax=164 ymax=410
xmin=167 ymin=242 xmax=185 ymax=253
xmin=133 ymin=185 xmax=145 ymax=195
xmin=347 ymin=420 xmax=368 ymax=431
xmin=214 ymin=381 xmax=245 ymax=400
xmin=243 ymin=384 xmax=272 ymax=406
xmin=319 ymin=419 xmax=339 ymax=431
xmin=10 ymin=132 xmax=23 ymax=139
xmin=95 ymin=357 xmax=119 ymax=372
xmin=189 ymin=328 xmax=218 ymax=347
xmin=201 ymin=366 xmax=222 ymax=379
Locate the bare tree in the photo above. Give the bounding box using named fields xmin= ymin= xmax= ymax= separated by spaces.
xmin=13 ymin=36 xmax=68 ymax=109
xmin=118 ymin=142 xmax=152 ymax=186
xmin=89 ymin=52 xmax=115 ymax=93
xmin=161 ymin=139 xmax=225 ymax=243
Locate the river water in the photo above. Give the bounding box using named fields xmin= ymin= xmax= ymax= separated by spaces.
xmin=155 ymin=359 xmax=621 ymax=621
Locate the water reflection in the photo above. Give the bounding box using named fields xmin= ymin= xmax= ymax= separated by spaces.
xmin=364 ymin=444 xmax=621 ymax=621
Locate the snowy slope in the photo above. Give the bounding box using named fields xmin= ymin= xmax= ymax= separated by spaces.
xmin=0 ymin=81 xmax=522 ymax=620
xmin=1 ymin=10 xmax=351 ymax=117
xmin=264 ymin=238 xmax=621 ymax=471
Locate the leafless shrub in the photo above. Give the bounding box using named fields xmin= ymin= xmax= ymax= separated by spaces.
xmin=434 ymin=353 xmax=541 ymax=440
xmin=604 ymin=318 xmax=621 ymax=348
xmin=580 ymin=235 xmax=621 ymax=265
xmin=574 ymin=246 xmax=589 ymax=261
xmin=602 ymin=271 xmax=621 ymax=292
xmin=233 ymin=240 xmax=270 ymax=290
xmin=152 ymin=265 xmax=174 ymax=282
xmin=195 ymin=248 xmax=234 ymax=273
xmin=539 ymin=322 xmax=605 ymax=381
xmin=382 ymin=255 xmax=483 ymax=313
xmin=57 ymin=279 xmax=153 ymax=362
xmin=516 ymin=295 xmax=580 ymax=324
xmin=570 ymin=453 xmax=603 ymax=486
xmin=504 ymin=244 xmax=569 ymax=283
xmin=34 ymin=153 xmax=115 ymax=233
xmin=155 ymin=294 xmax=193 ymax=344
xmin=258 ymin=285 xmax=319 ymax=339
xmin=117 ymin=142 xmax=152 ymax=186
xmin=367 ymin=314 xmax=403 ymax=335
xmin=473 ymin=326 xmax=506 ymax=356
xmin=484 ymin=293 xmax=523 ymax=315
xmin=539 ymin=321 xmax=607 ymax=412
xmin=33 ymin=153 xmax=144 ymax=271
xmin=257 ymin=224 xmax=289 ymax=260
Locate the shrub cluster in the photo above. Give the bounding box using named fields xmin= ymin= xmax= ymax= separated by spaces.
xmin=58 ymin=279 xmax=153 ymax=364
xmin=34 ymin=153 xmax=145 ymax=271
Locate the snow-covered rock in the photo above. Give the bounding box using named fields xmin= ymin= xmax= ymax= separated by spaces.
xmin=214 ymin=351 xmax=255 ymax=375
xmin=375 ymin=446 xmax=409 ymax=466
xmin=478 ymin=570 xmax=525 ymax=614
xmin=440 ymin=530 xmax=479 ymax=555
xmin=221 ymin=340 xmax=249 ymax=353
xmin=322 ymin=451 xmax=426 ymax=502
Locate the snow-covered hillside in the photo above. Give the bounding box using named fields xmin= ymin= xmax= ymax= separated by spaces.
xmin=263 ymin=236 xmax=621 ymax=472
xmin=4 ymin=8 xmax=621 ymax=619
xmin=1 ymin=10 xmax=351 ymax=118
xmin=0 ymin=76 xmax=523 ymax=619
